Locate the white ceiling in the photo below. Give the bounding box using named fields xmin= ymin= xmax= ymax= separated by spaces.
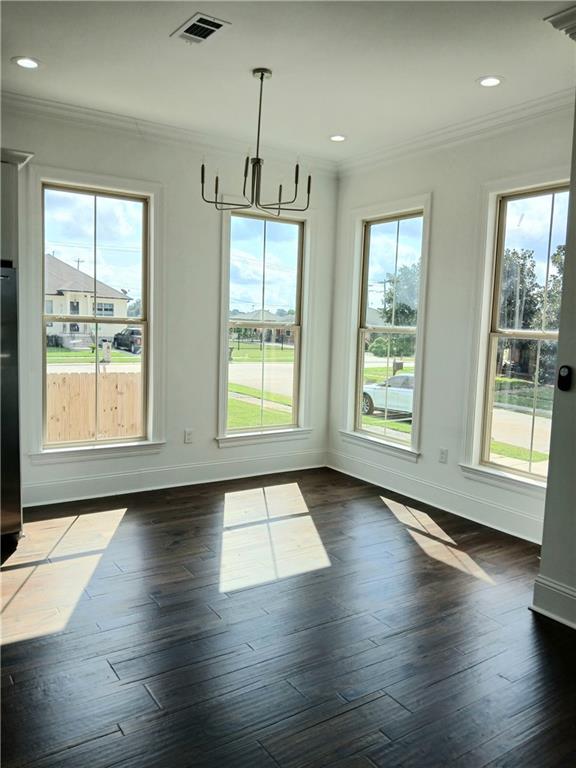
xmin=2 ymin=2 xmax=575 ymax=162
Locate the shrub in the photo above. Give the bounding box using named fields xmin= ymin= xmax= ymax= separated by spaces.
xmin=368 ymin=337 xmax=388 ymax=358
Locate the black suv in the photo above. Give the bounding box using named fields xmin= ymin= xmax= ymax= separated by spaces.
xmin=113 ymin=327 xmax=142 ymax=354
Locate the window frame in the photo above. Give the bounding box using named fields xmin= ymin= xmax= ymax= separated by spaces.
xmin=480 ymin=183 xmax=569 ymax=480
xmin=219 ymin=210 xmax=306 ymax=439
xmin=41 ymin=181 xmax=151 ymax=449
xmin=354 ymin=208 xmax=426 ymax=450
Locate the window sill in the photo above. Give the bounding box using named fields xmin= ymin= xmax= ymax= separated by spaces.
xmin=459 ymin=462 xmax=546 ymax=495
xmin=29 ymin=440 xmax=165 ymax=464
xmin=339 ymin=430 xmax=420 ymax=462
xmin=217 ymin=427 xmax=312 ymax=448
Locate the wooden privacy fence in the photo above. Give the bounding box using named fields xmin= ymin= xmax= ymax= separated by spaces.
xmin=46 ymin=372 xmax=143 ymax=443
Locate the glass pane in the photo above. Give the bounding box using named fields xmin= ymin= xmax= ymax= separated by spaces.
xmin=365 ymin=215 xmax=423 ymax=328
xmin=263 ymin=220 xmax=300 ymax=320
xmin=545 ymin=191 xmax=568 ymax=331
xmin=97 ymin=324 xmax=145 ymax=440
xmin=227 ymin=326 xmax=295 ymax=431
xmin=44 ymin=188 xmax=95 ymax=315
xmin=96 ymin=196 xmax=144 ymax=319
xmin=229 ymin=216 xmax=264 ymax=322
xmin=486 ymin=337 xmax=555 ymax=477
xmin=45 ymin=321 xmax=96 ymax=444
xmin=263 ymin=327 xmax=296 ymax=426
xmin=359 ymin=331 xmax=416 ymax=443
xmin=496 ymin=192 xmax=567 ymax=331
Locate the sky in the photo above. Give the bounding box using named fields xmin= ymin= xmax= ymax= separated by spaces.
xmin=503 ymin=190 xmax=568 ymax=285
xmin=44 ymin=188 xmax=144 ymax=302
xmin=230 ymin=215 xmax=299 ymax=317
xmin=44 ymin=188 xmax=568 ymax=318
xmin=366 ymin=215 xmax=423 ymax=314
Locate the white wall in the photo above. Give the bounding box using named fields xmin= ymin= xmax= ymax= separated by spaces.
xmin=2 ymin=104 xmax=337 ymax=506
xmin=328 ymin=109 xmax=574 ymax=543
xmin=4 ymin=98 xmax=573 ymax=545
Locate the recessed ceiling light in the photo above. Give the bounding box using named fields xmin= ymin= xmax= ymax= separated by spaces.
xmin=330 ymin=135 xmax=346 ymax=142
xmin=11 ymin=56 xmax=41 ymax=70
xmin=478 ymin=75 xmax=502 ymax=88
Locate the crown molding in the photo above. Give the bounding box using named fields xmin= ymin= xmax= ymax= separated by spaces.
xmin=3 ymin=87 xmax=574 ymax=180
xmin=546 ymin=5 xmax=576 ymax=40
xmin=339 ymin=88 xmax=575 ymax=176
xmin=1 ymin=91 xmax=338 ymax=176
xmin=1 ymin=148 xmax=34 ymax=168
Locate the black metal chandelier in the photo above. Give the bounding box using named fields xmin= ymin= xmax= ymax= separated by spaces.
xmin=201 ymin=68 xmax=311 ymax=214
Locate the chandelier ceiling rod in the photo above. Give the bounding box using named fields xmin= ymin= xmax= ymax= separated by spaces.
xmin=200 ymin=68 xmax=312 ymax=215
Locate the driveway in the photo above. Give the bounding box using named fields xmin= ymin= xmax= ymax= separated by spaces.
xmin=229 ymin=362 xmax=294 ymax=397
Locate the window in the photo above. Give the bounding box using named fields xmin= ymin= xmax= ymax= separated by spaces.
xmin=482 ymin=186 xmax=569 ymax=479
xmin=356 ymin=213 xmax=424 ymax=445
xmin=224 ymin=214 xmax=303 ymax=433
xmin=95 ymin=302 xmax=114 ymax=317
xmin=43 ymin=185 xmax=148 ymax=447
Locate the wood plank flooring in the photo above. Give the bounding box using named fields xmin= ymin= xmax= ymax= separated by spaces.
xmin=1 ymin=468 xmax=575 ymax=767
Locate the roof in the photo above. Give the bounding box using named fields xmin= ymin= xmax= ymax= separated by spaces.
xmin=230 ymin=309 xmax=295 ymax=323
xmin=45 ymin=254 xmax=129 ymax=300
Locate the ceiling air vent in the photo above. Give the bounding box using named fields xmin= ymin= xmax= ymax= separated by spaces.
xmin=171 ymin=13 xmax=230 ymax=44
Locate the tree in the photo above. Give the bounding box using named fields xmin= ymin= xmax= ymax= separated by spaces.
xmin=128 ymin=298 xmax=141 ymax=317
xmin=544 ymin=245 xmax=564 ymax=331
xmin=381 ymin=263 xmax=420 ymax=327
xmin=498 ymin=249 xmax=542 ymax=330
xmin=369 ymin=334 xmax=415 ymax=359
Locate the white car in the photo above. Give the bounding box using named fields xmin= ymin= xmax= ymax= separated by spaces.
xmin=362 ymin=373 xmax=414 ymax=415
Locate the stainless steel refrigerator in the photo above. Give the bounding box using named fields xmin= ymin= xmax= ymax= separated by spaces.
xmin=1 ymin=263 xmax=22 ymax=542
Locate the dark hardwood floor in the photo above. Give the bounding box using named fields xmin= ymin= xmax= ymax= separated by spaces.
xmin=2 ymin=468 xmax=575 ymax=767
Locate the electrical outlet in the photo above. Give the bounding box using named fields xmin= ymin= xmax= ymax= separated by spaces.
xmin=184 ymin=429 xmax=195 ymax=444
xmin=439 ymin=448 xmax=448 ymax=464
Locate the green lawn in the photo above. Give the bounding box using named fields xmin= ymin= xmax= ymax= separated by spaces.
xmin=490 ymin=440 xmax=548 ymax=463
xmin=494 ymin=378 xmax=553 ymax=415
xmin=229 ymin=342 xmax=294 ymax=363
xmin=363 ymin=365 xmax=415 ymax=384
xmin=227 ymin=397 xmax=293 ymax=430
xmin=228 ymin=383 xmax=292 ymax=407
xmin=361 ymin=415 xmax=412 ymax=434
xmin=46 ymin=348 xmax=138 ymax=364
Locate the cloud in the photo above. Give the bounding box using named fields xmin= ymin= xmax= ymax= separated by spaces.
xmin=44 ymin=189 xmax=145 ymax=299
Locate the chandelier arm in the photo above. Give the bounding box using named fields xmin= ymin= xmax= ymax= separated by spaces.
xmin=278 ymin=195 xmax=311 ymax=212
xmin=257 ymin=163 xmax=301 ymax=208
xmin=214 ymin=202 xmax=254 ymax=211
xmin=201 ymin=163 xmax=255 ymax=208
xmin=201 ymin=187 xmax=252 ymax=209
xmin=261 ymin=189 xmax=311 ymax=213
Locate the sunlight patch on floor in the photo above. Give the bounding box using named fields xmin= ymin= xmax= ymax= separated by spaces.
xmin=1 ymin=508 xmax=126 ymax=644
xmin=382 ymin=496 xmax=494 ymax=584
xmin=220 ymin=484 xmax=330 ymax=592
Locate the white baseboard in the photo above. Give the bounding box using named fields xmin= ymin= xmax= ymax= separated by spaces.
xmin=23 ymin=449 xmax=327 ymax=507
xmin=327 ymin=449 xmax=543 ymax=543
xmin=532 ymin=575 xmax=576 ymax=630
xmin=23 ymin=446 xmax=544 ymax=548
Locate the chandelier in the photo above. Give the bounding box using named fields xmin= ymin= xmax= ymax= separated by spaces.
xmin=201 ymin=68 xmax=311 ymax=214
